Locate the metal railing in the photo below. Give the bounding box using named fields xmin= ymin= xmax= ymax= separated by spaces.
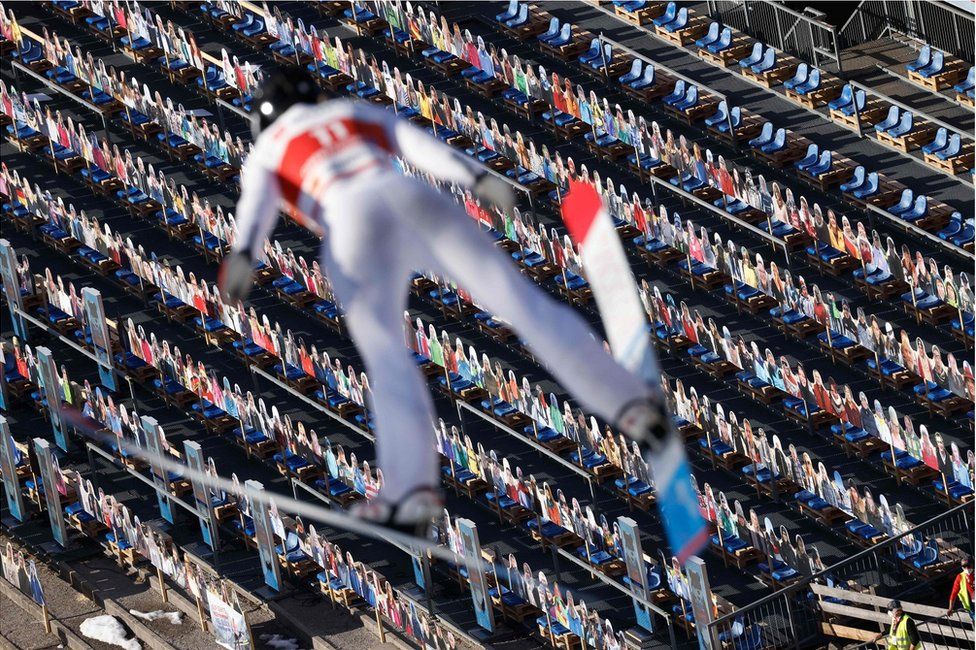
xmin=840 ymin=1 xmax=975 ymax=64
xmin=703 ymin=500 xmax=974 ymax=649
xmin=703 ymin=1 xmax=844 ymax=71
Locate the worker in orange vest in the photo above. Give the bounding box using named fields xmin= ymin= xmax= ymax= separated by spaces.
xmin=948 ymin=557 xmax=974 ymax=621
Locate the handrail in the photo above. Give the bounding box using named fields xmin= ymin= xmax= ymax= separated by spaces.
xmin=838 ymin=0 xmax=870 ymax=37
xmin=86 ymin=441 xmax=206 ymax=519
xmin=215 ymin=96 xmax=252 ymax=120
xmin=761 ymin=0 xmax=837 ymax=29
xmin=933 ymin=0 xmax=976 ymax=22
xmin=238 ymin=0 xmax=265 ymax=17
xmin=9 ymin=60 xmax=109 ymax=131
xmin=289 ymin=477 xmax=485 ymax=646
xmin=641 ymin=158 xmax=792 ymax=262
xmin=861 ymin=200 xmax=974 ymax=262
xmin=873 ymin=62 xmax=976 ymax=127
xmin=708 ymin=499 xmax=974 ymax=627
xmin=550 ymin=538 xmax=676 ymax=622
xmin=455 ymin=400 xmax=592 ymax=480
xmin=596 ymin=32 xmax=732 ymax=109
xmin=848 ymin=79 xmax=975 ymax=145
xmin=14 ymin=307 xmax=103 ymax=365
xmin=291 ymin=477 xmax=415 ymax=559
xmin=251 ymin=366 xmax=375 ymax=442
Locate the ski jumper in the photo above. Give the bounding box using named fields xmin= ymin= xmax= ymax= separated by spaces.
xmin=232 ymin=100 xmax=652 ymax=501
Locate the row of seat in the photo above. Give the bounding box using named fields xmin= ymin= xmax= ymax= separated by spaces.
xmin=673 ymin=8 xmax=976 ymax=179
xmin=571 ymin=1 xmax=976 ymax=182
xmin=905 ymin=44 xmax=974 ymax=99
xmin=7 ymin=6 xmax=968 ymax=426
xmin=3 ymin=223 xmax=697 ymax=647
xmin=384 ymin=3 xmax=965 ymax=350
xmin=2 ymin=336 xmax=461 ymax=649
xmin=26 ymin=0 xmax=972 ymax=604
xmin=3 ymin=134 xmax=884 ymax=616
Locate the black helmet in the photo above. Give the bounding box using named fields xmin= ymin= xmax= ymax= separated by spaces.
xmin=252 ymin=66 xmax=322 ymax=137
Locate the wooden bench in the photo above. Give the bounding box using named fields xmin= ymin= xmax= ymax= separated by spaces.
xmin=876 ymin=123 xmax=938 ymax=153
xmin=699 ymin=39 xmax=754 ymax=67
xmin=787 ymin=80 xmax=844 ymax=109
xmin=614 ymin=1 xmax=666 ymax=25
xmin=924 ymin=142 xmax=975 ymax=175
xmin=742 ymin=58 xmax=800 ymax=89
xmin=657 ymin=16 xmax=709 ymax=47
xmin=908 ymin=61 xmax=968 ymax=91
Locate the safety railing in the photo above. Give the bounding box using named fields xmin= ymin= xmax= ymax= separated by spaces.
xmin=703 ymin=0 xmax=844 ymax=71
xmin=703 ymin=500 xmax=974 ymax=649
xmin=840 ymin=1 xmax=975 ymax=64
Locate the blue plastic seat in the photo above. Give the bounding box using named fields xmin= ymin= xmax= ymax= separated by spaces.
xmin=793 ymin=67 xmax=821 ymax=94
xmin=906 ymin=45 xmax=932 ymax=73
xmin=652 ymin=2 xmax=677 ymax=27
xmin=886 ymin=111 xmax=915 ymax=138
xmin=538 ymin=17 xmax=560 ymax=43
xmin=695 ymin=22 xmax=720 ymax=49
xmin=618 ymin=58 xmax=643 ymax=85
xmin=916 ymin=50 xmax=945 ymax=78
xmin=826 ymin=81 xmax=852 ymax=108
xmin=495 ymin=0 xmax=519 ymax=23
xmin=852 ymin=172 xmax=880 ymax=199
xmin=707 ymin=27 xmax=733 ymax=53
xmin=806 ymin=150 xmax=832 ymax=176
xmin=953 ymin=66 xmax=975 ymax=93
xmin=748 ymin=122 xmax=774 ymax=148
xmin=872 ymin=106 xmax=900 ymax=134
xmin=922 ymin=127 xmax=949 ymax=155
xmin=750 ymin=48 xmax=776 ymax=74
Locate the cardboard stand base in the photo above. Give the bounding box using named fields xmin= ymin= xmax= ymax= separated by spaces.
xmin=623 ymin=626 xmax=656 ymax=648
xmin=466 ymin=627 xmax=496 ymax=644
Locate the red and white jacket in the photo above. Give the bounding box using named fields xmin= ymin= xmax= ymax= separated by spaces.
xmin=232 ymin=99 xmax=479 ymax=256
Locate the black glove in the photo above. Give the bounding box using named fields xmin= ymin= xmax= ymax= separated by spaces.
xmin=218 ymin=250 xmax=255 ymax=305
xmin=473 ymin=171 xmax=517 ymax=216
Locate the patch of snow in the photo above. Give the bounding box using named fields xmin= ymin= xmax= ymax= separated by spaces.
xmin=129 ymin=609 xmax=183 ymax=625
xmin=79 ymin=615 xmax=141 ymax=650
xmin=260 ymin=633 xmax=301 ymax=650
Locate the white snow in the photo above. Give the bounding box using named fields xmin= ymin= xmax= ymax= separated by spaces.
xmin=129 ymin=609 xmax=183 ymax=625
xmin=260 ymin=633 xmax=301 ymax=650
xmin=79 ymin=615 xmax=141 ymax=650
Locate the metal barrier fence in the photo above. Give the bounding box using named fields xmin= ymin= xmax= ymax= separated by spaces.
xmin=839 ymin=1 xmax=975 ymax=64
xmin=703 ymin=500 xmax=974 ymax=649
xmin=833 ymin=609 xmax=974 ymax=650
xmin=703 ymin=1 xmax=843 ymax=71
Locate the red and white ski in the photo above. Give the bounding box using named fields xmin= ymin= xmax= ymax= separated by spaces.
xmin=561 ymin=179 xmax=708 ymax=563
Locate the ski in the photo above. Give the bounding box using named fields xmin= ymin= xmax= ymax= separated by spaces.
xmin=561 ymin=179 xmax=708 ymax=563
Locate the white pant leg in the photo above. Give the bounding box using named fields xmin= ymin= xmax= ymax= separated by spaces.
xmin=395 ymin=178 xmax=652 ymax=425
xmin=321 ymin=173 xmax=439 ymax=502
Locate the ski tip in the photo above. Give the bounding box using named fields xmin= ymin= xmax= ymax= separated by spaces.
xmin=560 ymin=179 xmax=603 ymax=244
xmin=675 ymin=525 xmax=711 ymax=565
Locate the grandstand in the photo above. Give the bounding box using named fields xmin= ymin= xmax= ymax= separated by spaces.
xmin=0 ymin=1 xmax=972 ymax=649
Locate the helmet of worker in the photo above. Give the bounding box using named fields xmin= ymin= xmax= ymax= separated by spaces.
xmin=251 ymin=65 xmax=323 ymax=139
